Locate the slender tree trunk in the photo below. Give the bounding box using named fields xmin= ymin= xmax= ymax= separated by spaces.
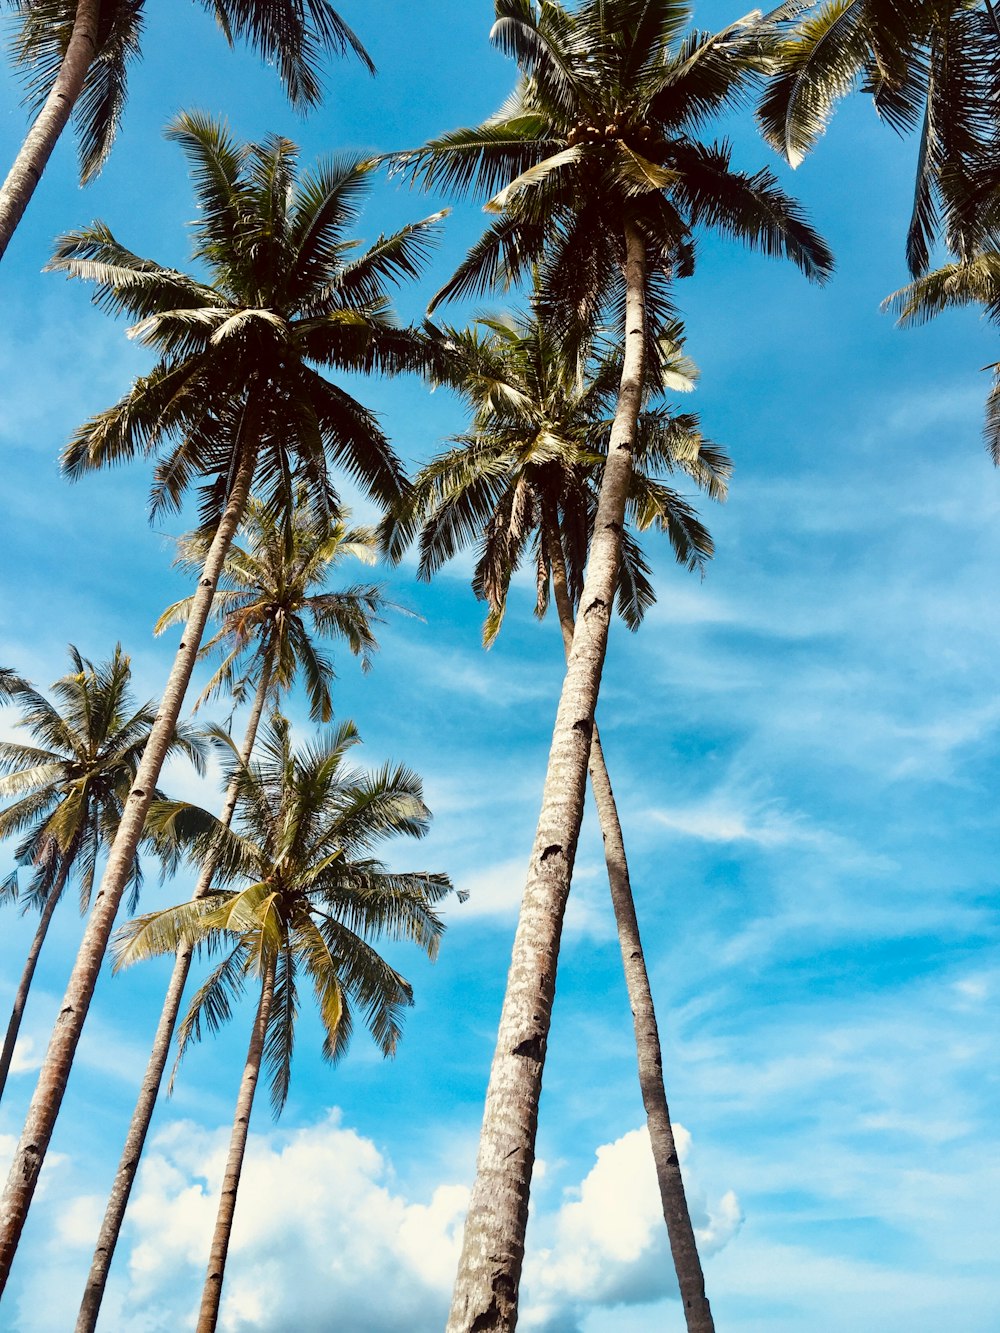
xmin=196 ymin=953 xmax=276 ymax=1333
xmin=0 ymin=432 xmax=259 ymax=1292
xmin=445 ymin=220 xmax=648 ymax=1333
xmin=544 ymin=516 xmax=714 ymax=1333
xmin=0 ymin=856 xmax=74 ymax=1105
xmin=0 ymin=0 xmax=101 ymax=262
xmin=75 ymin=665 xmax=272 ymax=1333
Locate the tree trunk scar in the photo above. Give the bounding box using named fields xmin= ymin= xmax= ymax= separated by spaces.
xmin=540 ymin=843 xmax=562 ymax=862
xmin=512 ymin=1035 xmax=543 ymax=1060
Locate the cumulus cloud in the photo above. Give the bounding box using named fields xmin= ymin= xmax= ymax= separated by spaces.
xmin=522 ymin=1126 xmax=741 ymax=1332
xmin=105 ymin=1111 xmax=464 ymax=1332
xmin=9 ymin=1035 xmax=42 ymax=1076
xmin=43 ymin=1115 xmax=736 ymax=1333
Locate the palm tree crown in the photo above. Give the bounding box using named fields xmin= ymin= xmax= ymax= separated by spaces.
xmin=157 ymin=489 xmax=392 ymax=722
xmin=0 ymin=645 xmax=203 ymax=912
xmin=387 ymin=307 xmax=730 ymax=643
xmin=0 ymin=646 xmax=204 ymax=1105
xmin=396 ymin=0 xmax=832 ymax=329
xmin=119 ymin=717 xmax=456 ymax=1111
xmin=49 ymin=111 xmax=446 ymax=527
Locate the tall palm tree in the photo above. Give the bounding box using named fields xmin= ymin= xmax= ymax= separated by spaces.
xmin=76 ymin=492 xmax=395 ymax=1332
xmin=0 ymin=0 xmax=373 ymax=260
xmin=0 ymin=645 xmax=203 ymax=1103
xmin=0 ymin=114 xmax=443 ymax=1286
xmin=386 ymin=309 xmax=729 ymax=1330
xmin=395 ymin=3 xmax=832 ymax=1326
xmin=116 ymin=716 xmax=455 ymax=1333
xmin=758 ymin=0 xmax=1000 ymax=274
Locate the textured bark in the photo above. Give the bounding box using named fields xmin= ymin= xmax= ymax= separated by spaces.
xmin=196 ymin=954 xmax=276 ymax=1333
xmin=0 ymin=434 xmax=259 ymax=1292
xmin=0 ymin=0 xmax=100 ymax=261
xmin=0 ymin=856 xmax=74 ymax=1104
xmin=544 ymin=517 xmax=714 ymax=1331
xmin=445 ymin=221 xmax=648 ymax=1333
xmin=75 ymin=666 xmax=272 ymax=1333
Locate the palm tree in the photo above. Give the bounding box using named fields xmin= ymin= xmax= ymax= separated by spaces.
xmin=0 ymin=115 xmax=443 ymax=1286
xmin=0 ymin=0 xmax=373 ymax=261
xmin=157 ymin=489 xmax=389 ymax=720
xmin=885 ymin=253 xmax=1000 ymax=457
xmin=0 ymin=645 xmax=204 ymax=1104
xmin=394 ymin=3 xmax=832 ymax=1326
xmin=116 ymin=716 xmax=455 ymax=1333
xmin=76 ymin=492 xmax=394 ymax=1331
xmin=386 ymin=308 xmax=729 ymax=1330
xmin=758 ymin=0 xmax=1000 ymax=274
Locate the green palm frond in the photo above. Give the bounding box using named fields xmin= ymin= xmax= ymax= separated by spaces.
xmin=0 ymin=645 xmax=204 ymax=921
xmin=169 ymin=942 xmax=251 ymax=1090
xmin=118 ymin=716 xmax=455 ymax=1113
xmin=885 ymin=255 xmax=1000 ymax=461
xmin=760 ymin=0 xmax=998 ymax=276
xmin=156 ymin=489 xmax=393 ymax=721
xmin=396 ymin=0 xmax=831 ymax=327
xmin=50 ymin=116 xmax=443 ymax=525
xmin=386 ymin=300 xmax=728 ymax=643
xmin=9 ymin=0 xmax=372 ymax=197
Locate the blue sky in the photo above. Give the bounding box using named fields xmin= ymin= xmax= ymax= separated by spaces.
xmin=1 ymin=2 xmax=999 ymax=1330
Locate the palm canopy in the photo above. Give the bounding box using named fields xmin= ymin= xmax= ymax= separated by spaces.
xmin=393 ymin=0 xmax=832 ymax=336
xmin=384 ymin=307 xmax=731 ymax=644
xmin=759 ymin=0 xmax=1000 ymax=275
xmin=116 ymin=717 xmax=457 ymax=1113
xmin=48 ymin=112 xmax=447 ymax=528
xmin=8 ymin=0 xmax=373 ymax=185
xmin=155 ymin=488 xmax=393 ymax=722
xmin=0 ymin=645 xmax=205 ymax=913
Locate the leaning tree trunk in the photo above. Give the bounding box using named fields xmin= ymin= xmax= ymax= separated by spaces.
xmin=0 ymin=0 xmax=101 ymax=262
xmin=445 ymin=220 xmax=649 ymax=1333
xmin=75 ymin=662 xmax=273 ymax=1333
xmin=0 ymin=852 xmax=75 ymax=1105
xmin=543 ymin=513 xmax=714 ymax=1333
xmin=0 ymin=433 xmax=260 ymax=1292
xmin=196 ymin=953 xmax=276 ymax=1333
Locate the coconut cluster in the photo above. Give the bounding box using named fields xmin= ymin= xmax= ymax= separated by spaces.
xmin=565 ymin=122 xmax=661 ymax=150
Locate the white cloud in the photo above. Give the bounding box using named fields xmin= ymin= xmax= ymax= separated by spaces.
xmin=38 ymin=1114 xmax=737 ymax=1333
xmin=522 ymin=1126 xmax=741 ymax=1331
xmin=454 ymin=857 xmax=614 ymax=940
xmin=86 ymin=1111 xmax=462 ymax=1332
xmin=9 ymin=1035 xmax=42 ymax=1076
xmin=644 ymin=788 xmax=885 ymax=872
xmin=647 ymin=800 xmax=810 ymax=848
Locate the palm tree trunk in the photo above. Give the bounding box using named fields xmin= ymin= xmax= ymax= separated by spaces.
xmin=0 ymin=854 xmax=74 ymax=1105
xmin=0 ymin=430 xmax=260 ymax=1292
xmin=543 ymin=514 xmax=714 ymax=1333
xmin=197 ymin=953 xmax=276 ymax=1333
xmin=445 ymin=219 xmax=649 ymax=1333
xmin=0 ymin=0 xmax=101 ymax=262
xmin=75 ymin=663 xmax=273 ymax=1333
